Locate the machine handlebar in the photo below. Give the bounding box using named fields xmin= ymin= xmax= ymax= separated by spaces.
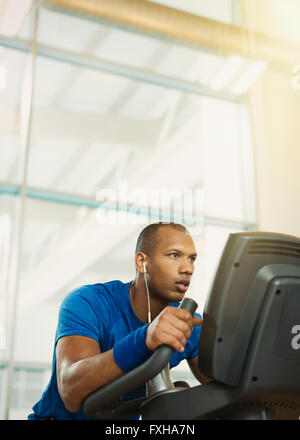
xmin=83 ymin=297 xmax=198 ymax=419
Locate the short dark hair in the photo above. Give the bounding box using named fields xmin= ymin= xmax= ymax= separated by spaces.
xmin=135 ymin=222 xmax=190 ymax=257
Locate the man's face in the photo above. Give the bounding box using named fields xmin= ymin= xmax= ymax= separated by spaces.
xmin=147 ymin=226 xmax=197 ymax=303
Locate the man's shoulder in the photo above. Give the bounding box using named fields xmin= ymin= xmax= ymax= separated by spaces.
xmin=62 ymin=280 xmax=131 ymax=307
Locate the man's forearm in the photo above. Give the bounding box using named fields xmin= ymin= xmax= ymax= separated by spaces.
xmin=58 ymin=349 xmax=124 ymax=412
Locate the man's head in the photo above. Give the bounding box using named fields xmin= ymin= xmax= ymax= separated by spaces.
xmin=134 ymin=222 xmax=197 ymax=303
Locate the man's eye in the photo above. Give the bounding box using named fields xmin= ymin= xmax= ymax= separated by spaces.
xmin=189 ymin=257 xmax=196 ymax=263
xmin=169 ymin=253 xmax=178 ymax=258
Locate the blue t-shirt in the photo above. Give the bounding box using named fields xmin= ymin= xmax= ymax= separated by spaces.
xmin=28 ymin=280 xmax=202 ymax=420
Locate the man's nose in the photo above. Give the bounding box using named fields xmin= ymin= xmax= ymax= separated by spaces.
xmin=179 ymin=259 xmax=194 ymax=275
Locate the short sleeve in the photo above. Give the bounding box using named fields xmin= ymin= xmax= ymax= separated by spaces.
xmin=55 ymin=288 xmax=101 ymax=344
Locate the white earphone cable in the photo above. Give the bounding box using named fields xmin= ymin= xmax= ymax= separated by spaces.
xmin=143 ymin=269 xmax=152 ymax=323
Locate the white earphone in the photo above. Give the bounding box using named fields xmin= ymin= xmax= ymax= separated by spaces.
xmin=142 ymin=260 xmax=151 ymax=323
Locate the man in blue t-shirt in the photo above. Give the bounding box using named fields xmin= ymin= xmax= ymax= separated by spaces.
xmin=29 ymin=222 xmax=211 ymax=420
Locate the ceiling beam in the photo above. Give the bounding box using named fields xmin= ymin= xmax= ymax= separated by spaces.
xmin=53 ymin=24 xmax=111 ymax=105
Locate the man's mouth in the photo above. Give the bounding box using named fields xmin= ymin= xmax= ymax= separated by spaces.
xmin=175 ymin=280 xmax=190 ymax=293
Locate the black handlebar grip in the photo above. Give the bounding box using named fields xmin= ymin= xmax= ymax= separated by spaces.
xmin=83 ymin=297 xmax=198 ymax=419
xmin=152 ymin=298 xmax=198 ymax=359
xmin=180 ymin=297 xmax=198 ymax=315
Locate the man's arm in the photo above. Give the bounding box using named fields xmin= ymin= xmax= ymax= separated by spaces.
xmin=187 ymin=356 xmax=214 ymax=384
xmin=56 ymin=335 xmax=124 ymax=413
xmin=56 ymin=306 xmax=201 ymax=413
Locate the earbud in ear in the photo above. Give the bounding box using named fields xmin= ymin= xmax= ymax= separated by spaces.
xmin=143 ymin=261 xmax=147 ymax=273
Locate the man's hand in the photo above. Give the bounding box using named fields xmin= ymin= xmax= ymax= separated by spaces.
xmin=146 ymin=306 xmax=202 ymax=353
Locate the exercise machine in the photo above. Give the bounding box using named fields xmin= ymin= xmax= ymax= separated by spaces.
xmin=83 ymin=231 xmax=300 ymax=420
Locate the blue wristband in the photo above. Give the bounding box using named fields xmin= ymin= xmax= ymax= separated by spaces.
xmin=113 ymin=324 xmax=153 ymax=372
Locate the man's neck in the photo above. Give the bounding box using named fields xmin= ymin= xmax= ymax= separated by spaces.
xmin=129 ymin=276 xmax=168 ymax=324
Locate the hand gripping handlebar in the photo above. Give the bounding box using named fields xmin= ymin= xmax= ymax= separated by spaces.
xmin=83 ymin=297 xmax=198 ymax=419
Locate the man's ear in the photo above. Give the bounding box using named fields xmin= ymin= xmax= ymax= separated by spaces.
xmin=135 ymin=252 xmax=148 ymax=274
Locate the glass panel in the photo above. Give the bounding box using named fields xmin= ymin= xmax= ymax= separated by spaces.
xmin=152 ymin=45 xmax=225 ymax=84
xmin=0 ymin=47 xmax=29 ymax=184
xmin=1 ymin=366 xmax=52 ymax=419
xmin=18 ymin=6 xmax=227 ymax=86
xmin=20 ymin=6 xmax=163 ymax=64
xmin=0 ymin=194 xmax=16 ymax=419
xmin=0 ymin=194 xmax=16 ymax=366
xmin=28 ymin=55 xmax=170 ymax=196
xmin=27 ymin=55 xmax=249 ymax=225
xmin=91 ymin=26 xmax=162 ymax=69
xmin=200 ymin=97 xmax=246 ymax=222
xmin=190 ymin=224 xmax=243 ymax=310
xmin=0 ymin=211 xmax=10 ymax=357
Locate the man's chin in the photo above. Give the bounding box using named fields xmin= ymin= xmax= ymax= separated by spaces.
xmin=168 ymin=287 xmax=187 ymax=303
xmin=152 ymin=286 xmax=187 ymax=304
